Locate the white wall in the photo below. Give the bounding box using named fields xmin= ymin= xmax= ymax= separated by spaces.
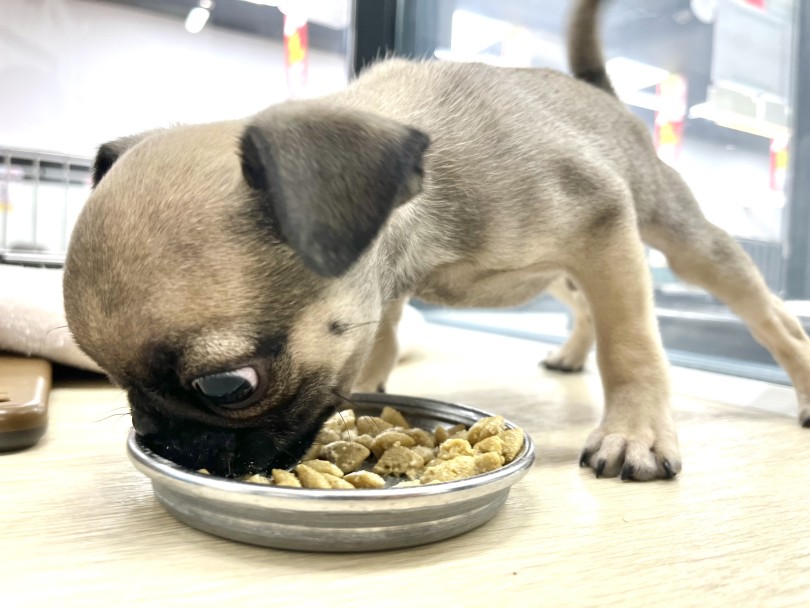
xmin=0 ymin=0 xmax=350 ymax=157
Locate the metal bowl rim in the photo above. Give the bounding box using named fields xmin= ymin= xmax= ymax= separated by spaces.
xmin=127 ymin=393 xmax=535 ymax=505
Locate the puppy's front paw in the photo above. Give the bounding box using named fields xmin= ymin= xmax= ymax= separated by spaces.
xmin=541 ymin=347 xmax=586 ymax=373
xmin=579 ymin=422 xmax=681 ymax=481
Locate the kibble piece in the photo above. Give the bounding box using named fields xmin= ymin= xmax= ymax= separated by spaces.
xmin=197 ymin=468 xmax=210 ymax=475
xmin=420 ymin=455 xmax=477 ymax=483
xmin=449 ymin=429 xmax=469 ymax=441
xmin=335 ymin=409 xmax=356 ymax=429
xmin=474 ymin=435 xmax=505 ymax=455
xmin=499 ymin=428 xmax=525 ymax=463
xmin=271 ymin=469 xmax=302 ymax=487
xmin=344 ymin=471 xmax=386 ymax=489
xmin=403 ymin=428 xmax=435 ymax=448
xmin=301 ymin=459 xmax=344 ymax=478
xmin=475 ymin=451 xmax=505 ymax=473
xmin=411 ymin=445 xmax=436 ymax=463
xmin=316 ymin=427 xmax=341 ymax=445
xmin=323 ymin=473 xmax=355 ymax=489
xmin=295 ymin=464 xmax=331 ymax=489
xmin=353 ymin=434 xmax=375 ymax=451
xmin=355 ymin=416 xmax=394 ymax=436
xmin=243 ymin=473 xmax=272 ymax=485
xmin=371 ymin=430 xmax=415 ymax=458
xmin=394 ymin=479 xmax=422 ymax=488
xmin=467 ymin=416 xmax=505 ymax=445
xmin=323 ymin=409 xmax=355 ymax=431
xmin=434 ymin=426 xmax=450 ymax=444
xmin=301 ymin=442 xmax=322 ymax=462
xmin=322 ymin=440 xmax=371 ymax=474
xmin=340 ymin=428 xmax=360 ymax=442
xmin=437 ymin=438 xmax=475 ymax=460
xmin=373 ymin=446 xmax=425 ymax=479
xmin=380 ymin=406 xmax=411 ymax=429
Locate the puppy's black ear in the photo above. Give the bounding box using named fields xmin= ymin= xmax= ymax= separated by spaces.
xmin=92 ymin=133 xmax=153 ymax=187
xmin=239 ymin=105 xmax=430 ymax=277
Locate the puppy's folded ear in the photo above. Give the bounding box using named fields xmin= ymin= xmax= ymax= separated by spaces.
xmin=239 ymin=104 xmax=430 ymax=277
xmin=92 ymin=132 xmax=155 ymax=187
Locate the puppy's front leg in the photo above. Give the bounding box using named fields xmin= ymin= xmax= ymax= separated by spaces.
xmin=353 ymin=297 xmax=408 ymax=394
xmin=572 ymin=223 xmax=681 ymax=481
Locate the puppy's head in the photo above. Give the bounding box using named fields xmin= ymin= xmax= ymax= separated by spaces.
xmin=63 ymin=102 xmax=429 ymax=477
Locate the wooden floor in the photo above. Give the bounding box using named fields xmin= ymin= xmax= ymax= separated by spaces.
xmin=3 ymin=325 xmax=809 ymax=607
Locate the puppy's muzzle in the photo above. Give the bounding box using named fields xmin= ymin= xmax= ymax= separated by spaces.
xmin=130 ymin=398 xmax=332 ymax=478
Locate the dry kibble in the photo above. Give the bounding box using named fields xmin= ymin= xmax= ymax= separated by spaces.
xmin=322 ymin=440 xmax=371 ymax=474
xmin=449 ymin=429 xmax=469 ymax=441
xmin=271 ymin=469 xmax=302 ymax=487
xmin=355 ymin=416 xmax=394 ymax=436
xmin=335 ymin=409 xmax=356 ymax=429
xmin=197 ymin=469 xmax=210 ymax=475
xmin=214 ymin=409 xmax=525 ymax=490
xmin=475 ymin=451 xmax=504 ymax=473
xmin=301 ymin=442 xmax=322 ymax=462
xmin=370 ymin=430 xmax=416 ymax=458
xmin=373 ymin=446 xmax=425 ymax=479
xmin=295 ymin=464 xmax=331 ymax=489
xmin=499 ymin=428 xmax=525 ymax=463
xmin=437 ymin=438 xmax=475 ymax=460
xmin=395 ymin=479 xmax=422 ymax=488
xmin=380 ymin=406 xmax=411 ymax=429
xmin=420 ymin=455 xmax=477 ymax=484
xmin=403 ymin=428 xmax=435 ymax=448
xmin=344 ymin=471 xmax=386 ymax=489
xmin=467 ymin=416 xmax=505 ymax=445
xmin=301 ymin=459 xmax=344 ymax=478
xmin=411 ymin=445 xmax=436 ymax=463
xmin=316 ymin=427 xmax=341 ymax=445
xmin=353 ymin=434 xmax=375 ymax=451
xmin=323 ymin=409 xmax=355 ymax=431
xmin=475 ymin=435 xmax=505 ymax=455
xmin=340 ymin=429 xmax=359 ymax=442
xmin=323 ymin=474 xmax=355 ymax=489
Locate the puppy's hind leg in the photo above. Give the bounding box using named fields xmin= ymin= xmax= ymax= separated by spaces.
xmin=642 ymin=164 xmax=810 ymax=427
xmin=352 ymin=297 xmax=408 ymax=394
xmin=542 ymin=275 xmax=595 ymax=373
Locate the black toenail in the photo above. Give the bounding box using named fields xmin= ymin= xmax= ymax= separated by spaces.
xmin=662 ymin=459 xmax=676 ymax=480
xmin=802 ymin=417 xmax=810 ymax=428
xmin=620 ymin=464 xmax=634 ymax=481
xmin=595 ymin=459 xmax=606 ymax=478
xmin=579 ymin=450 xmax=592 ymax=468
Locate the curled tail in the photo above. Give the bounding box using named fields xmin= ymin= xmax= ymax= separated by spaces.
xmin=568 ymin=0 xmax=616 ymax=97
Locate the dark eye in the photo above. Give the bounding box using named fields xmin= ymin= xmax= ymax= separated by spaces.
xmin=191 ymin=367 xmax=259 ymax=409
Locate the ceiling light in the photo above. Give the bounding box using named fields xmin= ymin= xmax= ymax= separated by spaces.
xmin=186 ymin=1 xmax=213 ymax=34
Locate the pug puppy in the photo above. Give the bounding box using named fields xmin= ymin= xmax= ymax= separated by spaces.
xmin=63 ymin=0 xmax=810 ymax=481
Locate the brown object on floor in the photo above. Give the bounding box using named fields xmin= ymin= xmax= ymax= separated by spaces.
xmin=0 ymin=356 xmax=51 ymax=451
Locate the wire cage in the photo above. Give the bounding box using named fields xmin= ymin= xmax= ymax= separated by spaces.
xmin=0 ymin=146 xmax=92 ymax=268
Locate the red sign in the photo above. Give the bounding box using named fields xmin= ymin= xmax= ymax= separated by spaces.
xmin=284 ymin=13 xmax=309 ymax=99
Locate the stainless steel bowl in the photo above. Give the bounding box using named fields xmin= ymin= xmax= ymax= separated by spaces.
xmin=127 ymin=393 xmax=535 ymax=553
